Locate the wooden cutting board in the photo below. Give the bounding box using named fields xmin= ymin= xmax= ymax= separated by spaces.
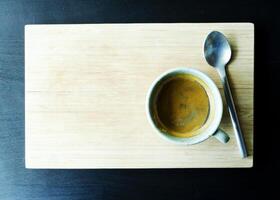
xmin=25 ymin=23 xmax=254 ymax=168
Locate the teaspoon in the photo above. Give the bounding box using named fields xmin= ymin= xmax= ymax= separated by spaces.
xmin=204 ymin=31 xmax=248 ymax=158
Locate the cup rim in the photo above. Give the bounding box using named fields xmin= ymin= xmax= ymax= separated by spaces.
xmin=146 ymin=67 xmax=223 ymax=145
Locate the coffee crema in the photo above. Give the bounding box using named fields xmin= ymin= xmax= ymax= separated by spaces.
xmin=153 ymin=74 xmax=210 ymax=138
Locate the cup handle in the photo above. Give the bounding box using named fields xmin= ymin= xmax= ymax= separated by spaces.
xmin=213 ymin=128 xmax=230 ymax=144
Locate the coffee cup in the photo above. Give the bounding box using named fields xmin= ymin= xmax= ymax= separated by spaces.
xmin=146 ymin=68 xmax=230 ymax=145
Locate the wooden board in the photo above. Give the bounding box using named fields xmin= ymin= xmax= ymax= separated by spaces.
xmin=25 ymin=23 xmax=254 ymax=168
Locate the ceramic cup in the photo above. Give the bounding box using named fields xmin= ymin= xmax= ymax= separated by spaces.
xmin=146 ymin=68 xmax=230 ymax=145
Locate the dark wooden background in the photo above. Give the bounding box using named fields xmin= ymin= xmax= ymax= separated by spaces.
xmin=0 ymin=0 xmax=278 ymax=199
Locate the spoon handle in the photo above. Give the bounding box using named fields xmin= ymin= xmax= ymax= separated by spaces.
xmin=218 ymin=67 xmax=248 ymax=158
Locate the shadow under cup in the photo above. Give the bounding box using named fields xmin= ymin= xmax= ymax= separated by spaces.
xmin=147 ymin=69 xmax=221 ymax=144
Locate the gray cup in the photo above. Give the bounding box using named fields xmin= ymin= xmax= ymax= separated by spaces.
xmin=146 ymin=68 xmax=230 ymax=145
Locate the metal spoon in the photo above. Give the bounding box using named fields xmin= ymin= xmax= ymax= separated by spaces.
xmin=204 ymin=31 xmax=248 ymax=158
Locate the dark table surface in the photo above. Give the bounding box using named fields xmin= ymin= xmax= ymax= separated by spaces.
xmin=0 ymin=0 xmax=278 ymax=199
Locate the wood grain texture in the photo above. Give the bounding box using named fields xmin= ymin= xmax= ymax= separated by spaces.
xmin=25 ymin=23 xmax=254 ymax=168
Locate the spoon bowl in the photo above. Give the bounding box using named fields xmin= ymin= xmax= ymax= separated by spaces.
xmin=204 ymin=31 xmax=232 ymax=68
